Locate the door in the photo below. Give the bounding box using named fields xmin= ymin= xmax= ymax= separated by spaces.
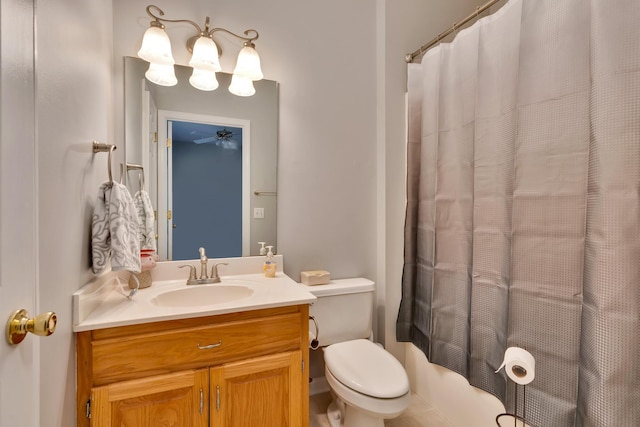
xmin=0 ymin=1 xmax=38 ymax=426
xmin=157 ymin=110 xmax=250 ymax=261
xmin=91 ymin=369 xmax=209 ymax=427
xmin=210 ymin=351 xmax=303 ymax=427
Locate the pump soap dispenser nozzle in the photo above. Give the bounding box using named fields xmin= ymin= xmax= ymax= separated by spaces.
xmin=258 ymin=242 xmax=266 ymax=255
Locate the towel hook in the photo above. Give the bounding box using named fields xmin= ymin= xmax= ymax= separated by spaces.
xmin=92 ymin=141 xmax=117 ymax=185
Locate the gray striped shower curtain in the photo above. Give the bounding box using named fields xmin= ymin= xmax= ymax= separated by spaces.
xmin=397 ymin=0 xmax=640 ymax=425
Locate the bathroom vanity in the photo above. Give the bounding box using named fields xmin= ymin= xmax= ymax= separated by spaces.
xmin=74 ymin=256 xmax=315 ymax=427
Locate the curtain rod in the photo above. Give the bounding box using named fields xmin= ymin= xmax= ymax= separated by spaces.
xmin=405 ymin=0 xmax=502 ymax=63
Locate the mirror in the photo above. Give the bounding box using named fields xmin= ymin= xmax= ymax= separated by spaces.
xmin=124 ymin=56 xmax=278 ymax=261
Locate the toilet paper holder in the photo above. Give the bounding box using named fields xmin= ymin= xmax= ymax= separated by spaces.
xmin=495 ymin=383 xmax=531 ymax=427
xmin=495 ymin=346 xmax=536 ymax=426
xmin=309 ymin=315 xmax=319 ymax=350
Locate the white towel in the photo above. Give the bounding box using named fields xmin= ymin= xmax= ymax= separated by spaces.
xmin=134 ymin=189 xmax=156 ymax=251
xmin=92 ymin=181 xmax=141 ymax=274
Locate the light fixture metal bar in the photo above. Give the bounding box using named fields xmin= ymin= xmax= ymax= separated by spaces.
xmin=145 ymin=4 xmax=260 ymax=51
xmin=145 ymin=4 xmax=204 ymax=33
xmin=209 ymin=28 xmax=259 ymax=45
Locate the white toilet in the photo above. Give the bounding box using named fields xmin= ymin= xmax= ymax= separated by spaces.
xmin=305 ymin=278 xmax=411 ymax=427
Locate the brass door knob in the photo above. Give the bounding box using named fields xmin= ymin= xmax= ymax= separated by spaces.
xmin=6 ymin=309 xmax=57 ymax=345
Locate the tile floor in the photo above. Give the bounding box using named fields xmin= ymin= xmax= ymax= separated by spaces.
xmin=309 ymin=392 xmax=456 ymax=427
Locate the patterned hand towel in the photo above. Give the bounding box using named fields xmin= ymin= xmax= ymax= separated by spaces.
xmin=92 ymin=181 xmax=141 ymax=275
xmin=134 ymin=189 xmax=156 ymax=251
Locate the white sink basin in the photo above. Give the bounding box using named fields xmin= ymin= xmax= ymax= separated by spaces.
xmin=151 ymin=283 xmax=255 ymax=308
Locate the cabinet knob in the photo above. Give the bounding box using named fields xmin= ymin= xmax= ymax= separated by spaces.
xmin=6 ymin=309 xmax=57 ymax=345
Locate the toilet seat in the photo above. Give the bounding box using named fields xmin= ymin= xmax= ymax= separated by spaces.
xmin=324 ymin=339 xmax=410 ymax=399
xmin=325 ymin=367 xmax=411 ymax=419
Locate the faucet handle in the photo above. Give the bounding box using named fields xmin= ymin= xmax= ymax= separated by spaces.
xmin=179 ymin=264 xmax=198 ymax=285
xmin=210 ymin=262 xmax=228 ymax=283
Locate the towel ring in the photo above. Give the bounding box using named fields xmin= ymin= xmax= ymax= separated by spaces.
xmin=93 ymin=141 xmax=116 ymax=185
xmin=121 ymin=163 xmax=145 ymax=191
xmin=138 ymin=170 xmax=145 ymax=191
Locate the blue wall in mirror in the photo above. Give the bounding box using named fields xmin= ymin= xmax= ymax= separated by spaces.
xmin=171 ymin=121 xmax=243 ymax=259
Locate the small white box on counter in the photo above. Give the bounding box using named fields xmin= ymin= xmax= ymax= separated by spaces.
xmin=300 ymin=270 xmax=331 ymax=286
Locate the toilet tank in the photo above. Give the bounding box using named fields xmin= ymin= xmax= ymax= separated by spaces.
xmin=304 ymin=278 xmax=375 ymax=346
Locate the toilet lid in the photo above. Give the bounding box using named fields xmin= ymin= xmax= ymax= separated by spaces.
xmin=324 ymin=339 xmax=409 ymax=399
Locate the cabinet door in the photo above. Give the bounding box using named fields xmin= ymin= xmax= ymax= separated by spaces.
xmin=91 ymin=369 xmax=209 ymax=427
xmin=211 ymin=351 xmax=303 ymax=427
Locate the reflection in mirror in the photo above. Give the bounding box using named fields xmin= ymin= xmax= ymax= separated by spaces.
xmin=158 ymin=113 xmax=248 ymax=260
xmin=124 ymin=56 xmax=278 ymax=261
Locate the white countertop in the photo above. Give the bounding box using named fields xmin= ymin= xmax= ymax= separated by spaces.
xmin=73 ymin=255 xmax=316 ymax=332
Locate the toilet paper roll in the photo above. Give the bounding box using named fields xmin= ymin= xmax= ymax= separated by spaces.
xmin=495 ymin=347 xmax=535 ymax=385
xmin=309 ymin=331 xmax=319 ymax=350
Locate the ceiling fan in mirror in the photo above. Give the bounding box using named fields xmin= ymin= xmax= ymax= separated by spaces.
xmin=194 ymin=128 xmax=241 ymax=149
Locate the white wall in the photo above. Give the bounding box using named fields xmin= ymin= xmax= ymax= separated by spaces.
xmin=112 ymin=0 xmax=379 ymax=283
xmin=380 ymin=0 xmax=485 ymax=355
xmin=111 ymin=0 xmax=485 ymax=339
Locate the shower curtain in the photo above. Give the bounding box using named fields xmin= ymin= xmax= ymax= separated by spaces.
xmin=396 ymin=0 xmax=640 ymax=426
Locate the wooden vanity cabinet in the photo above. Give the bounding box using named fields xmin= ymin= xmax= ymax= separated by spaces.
xmin=77 ymin=305 xmax=309 ymax=427
xmin=210 ymin=351 xmax=303 ymax=427
xmin=90 ymin=369 xmax=209 ymax=427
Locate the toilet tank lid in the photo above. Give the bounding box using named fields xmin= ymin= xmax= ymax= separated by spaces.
xmin=302 ymin=278 xmax=374 ymax=297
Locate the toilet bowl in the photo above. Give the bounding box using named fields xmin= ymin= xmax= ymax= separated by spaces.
xmin=323 ymin=339 xmax=411 ymax=427
xmin=303 ymin=279 xmax=411 ymax=427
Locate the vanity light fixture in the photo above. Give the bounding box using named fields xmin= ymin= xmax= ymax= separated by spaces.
xmin=137 ymin=4 xmax=263 ymax=96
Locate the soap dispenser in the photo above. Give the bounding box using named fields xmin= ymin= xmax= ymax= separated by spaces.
xmin=263 ymin=246 xmax=276 ymax=278
xmin=258 ymin=242 xmax=267 ymax=255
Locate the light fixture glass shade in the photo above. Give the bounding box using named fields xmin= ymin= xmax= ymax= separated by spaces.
xmin=189 ymin=68 xmax=219 ymax=91
xmin=232 ymin=45 xmax=263 ymax=81
xmin=137 ymin=26 xmax=175 ymax=65
xmin=189 ymin=36 xmax=222 ymax=72
xmin=145 ymin=62 xmax=177 ymax=86
xmin=228 ymin=74 xmax=256 ymax=97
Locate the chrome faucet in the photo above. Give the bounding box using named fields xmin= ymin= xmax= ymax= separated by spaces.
xmin=179 ymin=248 xmax=228 ymax=285
xmin=210 ymin=262 xmax=228 ymax=283
xmin=178 ymin=264 xmax=199 ymax=286
xmin=199 ymin=247 xmax=209 ymax=280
